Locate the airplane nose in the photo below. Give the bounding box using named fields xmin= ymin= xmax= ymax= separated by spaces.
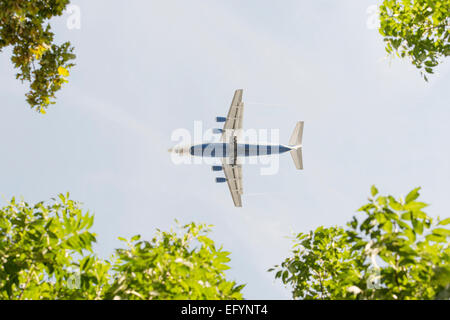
xmin=168 ymin=146 xmax=190 ymax=155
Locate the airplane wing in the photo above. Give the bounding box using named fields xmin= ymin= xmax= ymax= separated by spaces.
xmin=221 ymin=162 xmax=243 ymax=207
xmin=221 ymin=89 xmax=244 ymax=142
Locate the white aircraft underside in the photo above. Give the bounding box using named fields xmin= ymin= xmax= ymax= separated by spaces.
xmin=169 ymin=89 xmax=304 ymax=207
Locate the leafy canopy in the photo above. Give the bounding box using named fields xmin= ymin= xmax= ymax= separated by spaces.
xmin=0 ymin=0 xmax=75 ymax=113
xmin=106 ymin=222 xmax=244 ymax=300
xmin=0 ymin=194 xmax=244 ymax=300
xmin=379 ymin=0 xmax=450 ymax=80
xmin=271 ymin=187 xmax=450 ymax=299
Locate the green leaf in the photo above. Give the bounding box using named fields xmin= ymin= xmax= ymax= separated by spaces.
xmin=438 ymin=218 xmax=450 ymax=226
xmin=371 ymin=185 xmax=379 ymax=197
xmin=412 ymin=219 xmax=424 ymax=235
xmin=404 ymin=201 xmax=428 ymax=211
xmin=426 ymin=234 xmax=447 ymax=243
xmin=131 ymin=235 xmax=141 ymax=242
xmin=432 ymin=228 xmax=450 ymax=237
xmin=403 ymin=228 xmax=416 ymax=242
xmin=401 ymin=211 xmax=412 ymax=221
xmin=405 ymin=188 xmax=421 ymax=204
xmin=388 ymin=196 xmax=403 ymax=211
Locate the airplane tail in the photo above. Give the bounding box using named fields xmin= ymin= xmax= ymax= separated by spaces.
xmin=288 ymin=121 xmax=304 ymax=170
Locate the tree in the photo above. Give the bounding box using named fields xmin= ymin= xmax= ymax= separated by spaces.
xmin=269 ymin=226 xmax=361 ymax=299
xmin=0 ymin=194 xmax=244 ymax=300
xmin=271 ymin=187 xmax=450 ymax=299
xmin=379 ymin=0 xmax=450 ymax=81
xmin=105 ymin=223 xmax=244 ymax=300
xmin=0 ymin=0 xmax=76 ymax=113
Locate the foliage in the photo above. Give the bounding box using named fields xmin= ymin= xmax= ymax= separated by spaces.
xmin=0 ymin=195 xmax=243 ymax=300
xmin=0 ymin=0 xmax=75 ymax=113
xmin=269 ymin=226 xmax=362 ymax=299
xmin=272 ymin=187 xmax=450 ymax=299
xmin=379 ymin=0 xmax=450 ymax=81
xmin=0 ymin=193 xmax=106 ymax=299
xmin=105 ymin=223 xmax=244 ymax=300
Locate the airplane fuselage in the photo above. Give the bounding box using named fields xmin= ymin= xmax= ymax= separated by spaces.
xmin=188 ymin=143 xmax=293 ymax=158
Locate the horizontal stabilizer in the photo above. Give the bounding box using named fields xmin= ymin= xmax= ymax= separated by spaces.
xmin=290 ymin=148 xmax=303 ymax=170
xmin=289 ymin=121 xmax=304 ymax=147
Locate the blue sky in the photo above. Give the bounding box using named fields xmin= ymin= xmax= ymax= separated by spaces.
xmin=1 ymin=0 xmax=449 ymax=299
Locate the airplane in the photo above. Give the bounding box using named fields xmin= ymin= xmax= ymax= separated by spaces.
xmin=169 ymin=89 xmax=304 ymax=207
